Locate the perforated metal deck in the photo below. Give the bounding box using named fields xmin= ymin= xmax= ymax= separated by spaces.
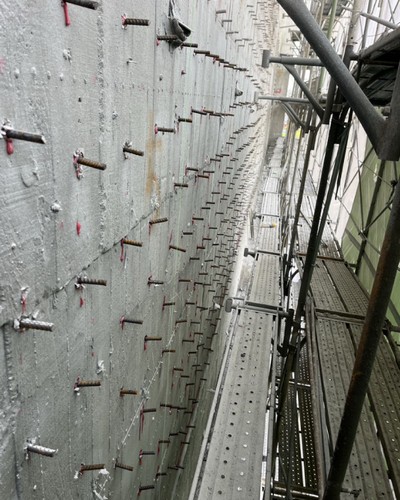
xmin=314 ymin=318 xmax=395 ymax=499
xmin=257 ymin=218 xmax=280 ymax=253
xmin=196 ymin=310 xmax=274 ymax=499
xmin=249 ymin=254 xmax=281 ymax=308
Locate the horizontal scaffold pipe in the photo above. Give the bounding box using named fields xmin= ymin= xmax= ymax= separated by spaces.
xmin=277 ymin=0 xmax=389 ymax=159
xmin=258 ymin=95 xmax=312 ymax=104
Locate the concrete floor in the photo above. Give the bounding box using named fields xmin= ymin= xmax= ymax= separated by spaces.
xmin=0 ymin=1 xmax=279 ymax=498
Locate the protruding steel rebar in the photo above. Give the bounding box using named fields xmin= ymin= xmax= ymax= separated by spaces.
xmin=121 ymin=318 xmax=143 ymax=325
xmin=115 ymin=462 xmax=134 ymax=471
xmin=18 ymin=319 xmax=53 ymax=332
xmin=149 ymin=217 xmax=168 ymax=225
xmin=2 ymin=127 xmax=46 ymax=144
xmin=147 ymin=278 xmax=164 ymax=286
xmin=169 ymin=244 xmax=186 ymax=253
xmin=80 ymin=463 xmax=105 ymax=473
xmin=77 ymin=277 xmax=107 ymax=286
xmin=64 ymin=0 xmax=98 ymax=8
xmin=75 ymin=156 xmax=106 ymax=171
xmin=138 ymin=485 xmax=155 ymax=492
xmin=162 ymin=349 xmax=176 ymax=355
xmin=26 ymin=443 xmax=57 ymax=457
xmin=142 ymin=408 xmax=157 ymax=413
xmin=122 ymin=17 xmax=150 ymax=26
xmin=75 ymin=379 xmax=101 ymax=388
xmin=120 ymin=388 xmax=138 ymax=396
xmin=123 ymin=146 xmax=144 ymax=156
xmin=156 ymin=126 xmax=175 ymax=133
xmin=157 ymin=35 xmax=179 ymax=42
xmin=122 ymin=239 xmax=143 ymax=247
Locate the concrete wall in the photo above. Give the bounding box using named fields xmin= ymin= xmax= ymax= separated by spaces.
xmin=0 ymin=1 xmax=276 ymax=498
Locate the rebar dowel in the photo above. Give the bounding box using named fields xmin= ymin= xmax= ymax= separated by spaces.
xmin=123 ymin=18 xmax=150 ymax=26
xmin=120 ymin=389 xmax=138 ymax=396
xmin=122 ymin=319 xmax=143 ymax=325
xmin=76 ymin=380 xmax=101 ymax=387
xmin=122 ymin=239 xmax=143 ymax=247
xmin=123 ymin=146 xmax=144 ymax=156
xmin=65 ymin=0 xmax=99 ymax=8
xmin=3 ymin=128 xmax=46 ymax=144
xmin=26 ymin=444 xmax=57 ymax=457
xmin=157 ymin=35 xmax=179 ymax=41
xmin=147 ymin=279 xmax=164 ymax=286
xmin=77 ymin=277 xmax=107 ymax=286
xmin=76 ymin=157 xmax=107 ymax=171
xmin=169 ymin=244 xmax=186 ymax=252
xmin=115 ymin=462 xmax=134 ymax=471
xmin=142 ymin=408 xmax=157 ymax=413
xmin=80 ymin=464 xmax=105 ymax=473
xmin=149 ymin=217 xmax=168 ymax=225
xmin=18 ymin=319 xmax=53 ymax=332
xmin=157 ymin=127 xmax=175 ymax=133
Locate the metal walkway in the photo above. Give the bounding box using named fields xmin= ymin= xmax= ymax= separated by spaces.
xmin=192 ymin=137 xmax=400 ymax=499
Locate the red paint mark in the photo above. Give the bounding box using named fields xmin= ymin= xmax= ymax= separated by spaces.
xmin=76 ymin=221 xmax=81 ymax=236
xmin=120 ymin=316 xmax=125 ymax=329
xmin=154 ymin=124 xmax=158 ymax=135
xmin=21 ymin=292 xmax=27 ymax=314
xmin=6 ymin=138 xmax=14 ymax=155
xmin=79 ymin=297 xmax=85 ymax=308
xmin=0 ymin=58 xmax=6 ymax=74
xmin=120 ymin=239 xmax=125 ymax=262
xmin=62 ymin=1 xmax=71 ymax=26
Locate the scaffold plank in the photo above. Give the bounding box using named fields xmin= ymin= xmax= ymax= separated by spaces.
xmin=197 ymin=310 xmax=274 ymax=499
xmin=310 ymin=261 xmax=346 ymax=312
xmin=249 ymin=254 xmax=281 ymax=307
xmin=324 ymin=260 xmax=369 ymax=315
xmin=315 ymin=319 xmax=394 ymax=499
xmin=261 ymin=193 xmax=280 ymax=216
xmin=350 ymin=324 xmax=400 ymax=499
xmin=257 ymin=217 xmax=280 ymax=253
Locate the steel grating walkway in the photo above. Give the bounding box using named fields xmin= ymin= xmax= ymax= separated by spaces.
xmin=196 ymin=309 xmax=274 ymax=499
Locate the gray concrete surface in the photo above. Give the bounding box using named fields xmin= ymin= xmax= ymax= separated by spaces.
xmin=0 ymin=1 xmax=279 ymax=498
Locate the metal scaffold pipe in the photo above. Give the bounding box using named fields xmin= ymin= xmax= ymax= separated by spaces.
xmin=276 ymin=0 xmax=387 ymax=158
